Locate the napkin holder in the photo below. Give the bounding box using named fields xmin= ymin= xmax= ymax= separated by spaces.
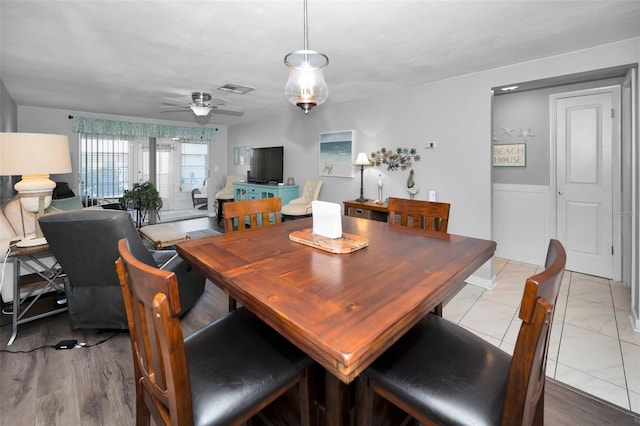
xmin=311 ymin=200 xmax=342 ymax=239
xmin=288 ymin=200 xmax=368 ymax=254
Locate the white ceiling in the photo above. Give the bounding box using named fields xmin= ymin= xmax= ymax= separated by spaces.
xmin=2 ymin=1 xmax=639 ymax=127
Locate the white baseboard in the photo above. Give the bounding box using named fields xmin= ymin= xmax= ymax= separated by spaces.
xmin=466 ymin=273 xmax=497 ymax=290
xmin=630 ymin=310 xmax=640 ymax=333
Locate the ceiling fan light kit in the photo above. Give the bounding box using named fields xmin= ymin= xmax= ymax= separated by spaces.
xmin=190 ymin=92 xmax=214 ymax=116
xmin=284 ymin=0 xmax=329 ymax=114
xmin=190 ymin=105 xmax=212 ymax=116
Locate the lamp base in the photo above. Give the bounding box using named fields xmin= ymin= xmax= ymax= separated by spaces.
xmin=15 ymin=174 xmax=55 ymax=212
xmin=16 ymin=236 xmax=48 ymax=248
xmin=356 ymin=196 xmax=368 ymax=202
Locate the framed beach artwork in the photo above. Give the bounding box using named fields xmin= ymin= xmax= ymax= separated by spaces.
xmin=319 ymin=130 xmax=354 ymax=177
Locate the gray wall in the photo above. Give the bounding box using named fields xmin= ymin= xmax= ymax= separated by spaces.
xmin=493 ymin=78 xmax=624 ymax=185
xmin=1 ymin=79 xmax=17 ymax=132
xmin=0 ymin=79 xmax=18 ymax=203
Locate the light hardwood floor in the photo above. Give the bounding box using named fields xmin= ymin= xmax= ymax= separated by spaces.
xmin=0 ymin=281 xmax=227 ymax=426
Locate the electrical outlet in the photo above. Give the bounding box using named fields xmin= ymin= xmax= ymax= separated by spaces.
xmin=424 ymin=142 xmax=436 ymax=149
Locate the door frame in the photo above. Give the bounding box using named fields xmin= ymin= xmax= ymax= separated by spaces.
xmin=550 ymin=85 xmax=622 ymax=280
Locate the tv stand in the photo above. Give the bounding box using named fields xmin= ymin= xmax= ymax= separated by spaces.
xmin=234 ymin=182 xmax=299 ymax=206
xmin=247 ymin=180 xmax=278 ymax=185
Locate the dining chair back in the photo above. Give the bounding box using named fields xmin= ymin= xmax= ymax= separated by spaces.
xmin=116 ymin=238 xmax=193 ymax=425
xmin=223 ymin=197 xmax=282 ymax=232
xmin=223 ymin=197 xmax=282 ymax=310
xmin=387 ymin=197 xmax=450 ymax=233
xmin=356 ymin=239 xmax=566 ymax=426
xmin=503 ymin=238 xmax=566 ymax=424
xmin=387 ymin=197 xmax=451 ymax=316
xmin=116 ymin=238 xmax=315 ymax=426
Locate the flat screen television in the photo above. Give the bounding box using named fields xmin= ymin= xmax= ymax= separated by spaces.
xmin=248 ymin=146 xmax=284 ymax=184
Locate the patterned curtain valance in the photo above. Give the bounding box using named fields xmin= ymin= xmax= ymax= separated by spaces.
xmin=72 ymin=116 xmax=216 ymax=141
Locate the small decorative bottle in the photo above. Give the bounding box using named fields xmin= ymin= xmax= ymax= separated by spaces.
xmin=406 ymin=169 xmax=419 ymax=200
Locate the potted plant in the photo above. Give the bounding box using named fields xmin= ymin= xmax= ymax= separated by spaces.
xmin=119 ymin=181 xmax=163 ymax=226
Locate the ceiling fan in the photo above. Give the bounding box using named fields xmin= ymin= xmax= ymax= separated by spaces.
xmin=161 ymin=92 xmax=244 ymax=117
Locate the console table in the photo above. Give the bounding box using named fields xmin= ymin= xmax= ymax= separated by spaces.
xmin=234 ymin=182 xmax=299 ymax=205
xmin=343 ymin=199 xmax=389 ymax=222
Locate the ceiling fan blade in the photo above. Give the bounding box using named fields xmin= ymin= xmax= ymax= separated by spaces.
xmin=159 ymin=93 xmax=243 ymax=117
xmin=161 ymin=96 xmax=189 ymax=103
xmin=210 ymin=107 xmax=244 ymax=117
xmin=161 ymin=102 xmax=189 ymax=107
xmin=210 ymin=97 xmax=229 ymax=106
xmin=160 ymin=109 xmax=190 ymax=113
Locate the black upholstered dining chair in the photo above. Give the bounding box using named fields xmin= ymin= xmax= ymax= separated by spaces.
xmin=356 ymin=239 xmax=566 ymax=426
xmin=116 ymin=238 xmax=315 ymax=426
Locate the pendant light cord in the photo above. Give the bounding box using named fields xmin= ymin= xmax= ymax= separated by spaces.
xmin=303 ymin=0 xmax=309 ymax=50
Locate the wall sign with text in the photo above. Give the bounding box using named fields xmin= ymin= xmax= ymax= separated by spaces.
xmin=493 ymin=143 xmax=526 ymax=167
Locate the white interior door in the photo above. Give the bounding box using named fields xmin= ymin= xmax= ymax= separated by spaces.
xmin=556 ymin=90 xmax=614 ymax=278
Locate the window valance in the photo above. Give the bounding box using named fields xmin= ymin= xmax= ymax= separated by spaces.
xmin=72 ymin=116 xmax=216 ymax=141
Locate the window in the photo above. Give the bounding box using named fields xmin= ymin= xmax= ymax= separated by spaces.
xmin=80 ymin=135 xmax=208 ymax=208
xmin=181 ymin=142 xmax=208 ymax=191
xmin=80 ymin=134 xmax=129 ymax=205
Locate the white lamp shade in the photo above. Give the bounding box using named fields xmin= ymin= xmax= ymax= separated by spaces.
xmin=354 ymin=152 xmax=370 ymax=166
xmin=0 ymin=132 xmax=72 ymax=176
xmin=0 ymin=132 xmax=72 ymax=213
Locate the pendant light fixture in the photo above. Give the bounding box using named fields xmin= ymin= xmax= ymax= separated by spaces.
xmin=284 ymin=0 xmax=329 ymax=114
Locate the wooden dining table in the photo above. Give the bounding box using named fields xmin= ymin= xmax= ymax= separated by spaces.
xmin=176 ymin=216 xmax=496 ymax=425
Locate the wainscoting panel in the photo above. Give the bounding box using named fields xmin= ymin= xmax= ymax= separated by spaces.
xmin=493 ymin=184 xmax=552 ymax=266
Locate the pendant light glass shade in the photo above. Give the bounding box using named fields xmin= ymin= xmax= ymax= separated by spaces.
xmin=284 ymin=50 xmax=329 ymax=114
xmin=284 ymin=0 xmax=329 ymax=114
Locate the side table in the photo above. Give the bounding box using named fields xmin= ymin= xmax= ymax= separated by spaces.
xmin=6 ymin=243 xmax=67 ymax=345
xmin=343 ymin=199 xmax=389 ymax=222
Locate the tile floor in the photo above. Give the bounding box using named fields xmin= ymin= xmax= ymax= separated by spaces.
xmin=445 ymin=257 xmax=639 ymax=414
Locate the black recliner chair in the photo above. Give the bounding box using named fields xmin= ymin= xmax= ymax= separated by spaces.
xmin=52 ymin=181 xmax=75 ymax=199
xmin=39 ymin=209 xmax=205 ymax=330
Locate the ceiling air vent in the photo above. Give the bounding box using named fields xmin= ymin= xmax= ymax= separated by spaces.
xmin=217 ymin=83 xmax=255 ymax=94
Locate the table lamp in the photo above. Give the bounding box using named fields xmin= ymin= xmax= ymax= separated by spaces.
xmin=0 ymin=132 xmax=72 ymax=246
xmin=354 ymin=152 xmax=371 ymax=202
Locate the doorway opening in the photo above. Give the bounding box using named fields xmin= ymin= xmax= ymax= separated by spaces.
xmin=491 ymin=65 xmax=635 ymax=283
